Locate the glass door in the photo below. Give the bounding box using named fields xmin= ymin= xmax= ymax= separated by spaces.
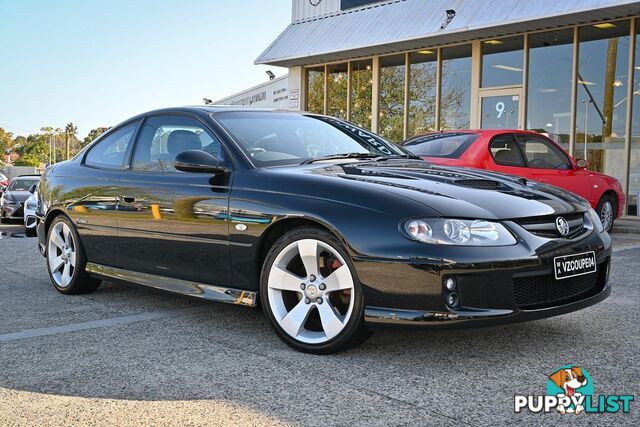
xmin=478 ymin=87 xmax=523 ymax=129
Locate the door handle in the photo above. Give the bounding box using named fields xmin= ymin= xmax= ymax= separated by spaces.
xmin=120 ymin=196 xmax=135 ymax=203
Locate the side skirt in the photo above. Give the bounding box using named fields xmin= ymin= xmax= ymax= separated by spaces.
xmin=85 ymin=262 xmax=257 ymax=307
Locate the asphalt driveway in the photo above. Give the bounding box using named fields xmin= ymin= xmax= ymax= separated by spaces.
xmin=0 ymin=222 xmax=638 ymax=426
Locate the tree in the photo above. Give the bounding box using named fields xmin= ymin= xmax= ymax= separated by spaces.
xmin=13 ymin=154 xmax=40 ymax=166
xmin=83 ymin=127 xmax=110 ymax=146
xmin=0 ymin=127 xmax=13 ymax=154
xmin=64 ymin=122 xmax=78 ymax=160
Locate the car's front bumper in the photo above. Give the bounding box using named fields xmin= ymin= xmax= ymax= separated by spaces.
xmin=355 ymin=225 xmax=612 ymax=328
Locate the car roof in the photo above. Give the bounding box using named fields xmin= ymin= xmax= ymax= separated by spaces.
xmin=131 ymin=105 xmax=304 ymax=118
xmin=403 ymin=129 xmax=550 ymax=144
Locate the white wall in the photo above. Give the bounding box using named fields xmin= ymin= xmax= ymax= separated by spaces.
xmin=214 ymin=75 xmax=290 ymax=109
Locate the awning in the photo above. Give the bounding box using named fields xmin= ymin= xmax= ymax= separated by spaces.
xmin=256 ymin=0 xmax=640 ymax=67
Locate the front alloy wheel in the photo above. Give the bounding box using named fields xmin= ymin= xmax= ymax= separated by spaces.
xmin=261 ymin=227 xmax=370 ymax=353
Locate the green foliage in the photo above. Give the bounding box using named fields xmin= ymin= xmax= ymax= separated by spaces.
xmin=83 ymin=127 xmax=110 ymax=146
xmin=0 ymin=127 xmax=13 ymax=153
xmin=13 ymin=154 xmax=40 ymax=166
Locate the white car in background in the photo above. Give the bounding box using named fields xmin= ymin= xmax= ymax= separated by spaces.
xmin=23 ymin=189 xmax=38 ymax=237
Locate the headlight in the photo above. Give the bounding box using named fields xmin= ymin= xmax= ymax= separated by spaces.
xmin=586 ymin=208 xmax=604 ymax=233
xmin=403 ymin=218 xmax=517 ymax=246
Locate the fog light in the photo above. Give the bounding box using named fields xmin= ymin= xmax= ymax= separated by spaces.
xmin=444 ymin=277 xmax=456 ymax=291
xmin=446 ymin=292 xmax=459 ymax=307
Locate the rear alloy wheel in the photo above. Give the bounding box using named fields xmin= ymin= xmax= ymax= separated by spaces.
xmin=596 ymin=195 xmax=616 ymax=232
xmin=261 ymin=227 xmax=371 ymax=354
xmin=46 ymin=215 xmax=101 ymax=294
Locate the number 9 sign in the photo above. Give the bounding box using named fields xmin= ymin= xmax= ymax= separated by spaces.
xmin=495 ymin=101 xmax=505 ymax=119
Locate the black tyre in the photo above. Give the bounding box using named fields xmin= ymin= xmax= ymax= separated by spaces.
xmin=45 ymin=215 xmax=101 ymax=295
xmin=25 ymin=226 xmax=37 ymax=237
xmin=595 ymin=194 xmax=616 ymax=232
xmin=260 ymin=226 xmax=372 ymax=354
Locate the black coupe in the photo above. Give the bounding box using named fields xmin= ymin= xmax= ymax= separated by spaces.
xmin=35 ymin=107 xmax=611 ymax=353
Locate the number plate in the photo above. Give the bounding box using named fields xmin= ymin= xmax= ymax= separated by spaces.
xmin=554 ymin=251 xmax=597 ymax=280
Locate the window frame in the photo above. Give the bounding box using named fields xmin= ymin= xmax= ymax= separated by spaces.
xmin=82 ymin=119 xmax=143 ymax=171
xmin=513 ymin=133 xmax=572 ymax=170
xmin=488 ymin=133 xmax=527 ymax=167
xmin=125 ymin=112 xmax=236 ymax=175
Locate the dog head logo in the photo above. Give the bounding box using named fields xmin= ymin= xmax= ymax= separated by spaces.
xmin=547 ymin=365 xmax=592 ymax=414
xmin=549 ymin=366 xmax=588 ymax=397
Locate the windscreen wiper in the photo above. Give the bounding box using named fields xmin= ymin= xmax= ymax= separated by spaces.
xmin=301 ymin=152 xmax=385 ymax=164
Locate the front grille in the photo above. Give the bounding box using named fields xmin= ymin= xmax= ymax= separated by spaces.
xmin=454 ymin=179 xmax=502 ymax=190
xmin=513 ymin=265 xmax=607 ymax=309
xmin=515 ymin=213 xmax=584 ymax=238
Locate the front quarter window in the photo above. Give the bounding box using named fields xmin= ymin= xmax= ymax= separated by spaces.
xmin=84 ymin=121 xmax=140 ymax=169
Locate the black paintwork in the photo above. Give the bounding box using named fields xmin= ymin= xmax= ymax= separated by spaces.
xmin=35 ymin=107 xmax=612 ymax=326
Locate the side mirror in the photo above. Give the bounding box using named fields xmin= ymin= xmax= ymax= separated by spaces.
xmin=174 ymin=150 xmax=228 ymax=174
xmin=576 ymin=159 xmax=588 ymax=170
xmin=28 ymin=184 xmax=37 ymax=194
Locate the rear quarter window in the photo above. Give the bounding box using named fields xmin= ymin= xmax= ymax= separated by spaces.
xmin=403 ymin=133 xmax=478 ymax=158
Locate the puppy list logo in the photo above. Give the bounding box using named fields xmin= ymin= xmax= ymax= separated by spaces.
xmin=514 ymin=365 xmax=634 ymax=414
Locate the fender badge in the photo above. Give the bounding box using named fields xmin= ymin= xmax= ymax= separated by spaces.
xmin=235 ymin=223 xmax=247 ymax=231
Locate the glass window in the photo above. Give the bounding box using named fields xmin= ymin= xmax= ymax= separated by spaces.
xmin=327 ymin=63 xmax=348 ymax=120
xmin=306 ymin=66 xmax=324 ymax=114
xmin=489 ymin=134 xmax=525 ymax=167
xmin=441 ymin=44 xmax=472 ymax=129
xmin=481 ymin=36 xmax=524 ymax=87
xmin=575 ymin=21 xmax=630 ymax=188
xmin=379 ymin=54 xmax=406 ymax=142
xmin=403 ymin=132 xmax=478 ymax=158
xmin=7 ymin=177 xmax=39 ymax=191
xmin=215 ymin=111 xmax=405 ymax=167
xmin=527 ymin=29 xmax=574 ymax=146
xmin=407 ymin=50 xmax=437 ymax=138
xmin=84 ymin=121 xmax=139 ymax=169
xmin=131 ymin=116 xmax=225 ymax=173
xmin=514 ymin=134 xmax=571 ymax=169
xmin=629 ymin=24 xmax=640 ymax=215
xmin=350 ymin=59 xmax=372 ymax=130
xmin=481 ymin=94 xmax=520 ymax=129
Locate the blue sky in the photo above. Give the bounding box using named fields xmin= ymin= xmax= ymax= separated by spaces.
xmin=0 ymin=0 xmax=290 ymax=138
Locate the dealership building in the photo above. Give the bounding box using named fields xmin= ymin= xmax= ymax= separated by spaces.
xmin=218 ymin=0 xmax=640 ymax=215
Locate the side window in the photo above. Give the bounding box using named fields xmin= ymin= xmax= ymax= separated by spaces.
xmin=489 ymin=134 xmax=525 ymax=167
xmin=514 ymin=135 xmax=571 ymax=170
xmin=84 ymin=122 xmax=139 ymax=169
xmin=131 ymin=115 xmax=225 ymax=172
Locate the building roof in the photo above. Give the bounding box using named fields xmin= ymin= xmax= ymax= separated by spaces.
xmin=256 ymin=0 xmax=640 ymax=67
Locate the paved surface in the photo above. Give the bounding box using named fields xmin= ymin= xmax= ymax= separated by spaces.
xmin=0 ymin=221 xmax=639 ymax=426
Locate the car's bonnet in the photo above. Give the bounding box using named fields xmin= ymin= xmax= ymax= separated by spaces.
xmin=299 ymin=160 xmax=588 ymax=220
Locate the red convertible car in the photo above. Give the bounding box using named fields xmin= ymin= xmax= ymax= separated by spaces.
xmin=403 ymin=129 xmax=624 ymax=232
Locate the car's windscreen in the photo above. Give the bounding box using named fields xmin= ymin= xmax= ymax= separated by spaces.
xmin=214 ymin=112 xmax=407 ymax=166
xmin=8 ymin=178 xmax=38 ymax=191
xmin=403 ymin=133 xmax=479 ymax=158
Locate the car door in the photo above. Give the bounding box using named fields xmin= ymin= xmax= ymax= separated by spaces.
xmin=116 ymin=114 xmax=233 ymax=286
xmin=513 ymin=134 xmax=587 ymax=197
xmin=72 ymin=120 xmax=141 ymax=267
